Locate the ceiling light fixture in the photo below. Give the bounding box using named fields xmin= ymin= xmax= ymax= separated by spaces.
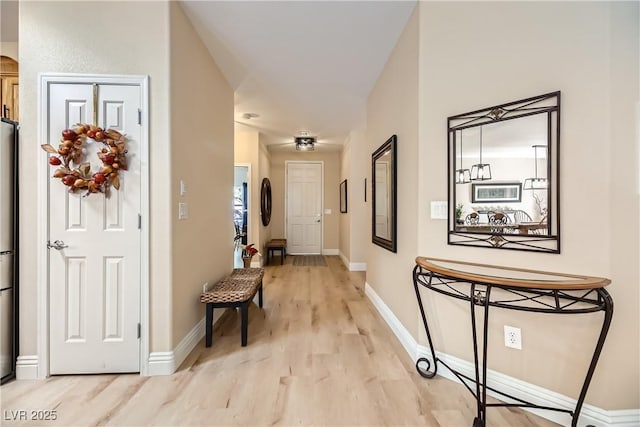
xmin=295 ymin=136 xmax=316 ymax=151
xmin=455 ymin=129 xmax=471 ymax=184
xmin=523 ymin=144 xmax=548 ymax=190
xmin=470 ymin=126 xmax=492 ymax=181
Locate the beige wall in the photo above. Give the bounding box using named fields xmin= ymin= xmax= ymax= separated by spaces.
xmin=169 ymin=2 xmax=234 ymax=347
xmin=20 ymin=1 xmax=173 ymax=355
xmin=269 ymin=150 xmax=341 ymax=252
xmin=339 ymin=142 xmax=351 ymax=260
xmin=365 ymin=8 xmax=420 ymax=340
xmin=234 ymin=128 xmax=272 ymax=264
xmin=339 ymin=127 xmax=368 ymax=267
xmin=416 ymin=1 xmax=638 ymax=410
xmin=0 ymin=42 xmax=18 ymax=61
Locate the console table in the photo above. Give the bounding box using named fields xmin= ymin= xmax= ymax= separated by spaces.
xmin=412 ymin=257 xmax=613 ymax=427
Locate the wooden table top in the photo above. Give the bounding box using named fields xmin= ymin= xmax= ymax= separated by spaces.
xmin=415 ymin=257 xmax=610 ymax=290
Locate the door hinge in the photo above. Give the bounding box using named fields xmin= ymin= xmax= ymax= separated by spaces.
xmin=137 ymin=109 xmax=142 ymax=125
xmin=138 ymin=214 xmax=142 ymax=230
xmin=137 ymin=323 xmax=141 ymax=339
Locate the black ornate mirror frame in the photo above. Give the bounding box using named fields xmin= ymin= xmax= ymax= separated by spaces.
xmin=372 ymin=135 xmax=397 ymax=253
xmin=260 ymin=177 xmax=272 ymax=226
xmin=447 ymin=91 xmax=561 ymax=253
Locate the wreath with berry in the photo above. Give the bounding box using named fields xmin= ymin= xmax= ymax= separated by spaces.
xmin=41 ymin=124 xmax=127 ymax=196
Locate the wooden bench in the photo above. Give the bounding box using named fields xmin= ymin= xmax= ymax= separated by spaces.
xmin=265 ymin=238 xmax=287 ymax=265
xmin=200 ymin=267 xmax=264 ymax=347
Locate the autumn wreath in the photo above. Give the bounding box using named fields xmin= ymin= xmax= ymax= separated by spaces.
xmin=41 ymin=124 xmax=127 ymax=196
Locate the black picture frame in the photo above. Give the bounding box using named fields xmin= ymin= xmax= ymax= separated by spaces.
xmin=372 ymin=135 xmax=397 ymax=253
xmin=340 ymin=179 xmax=348 ymax=213
xmin=471 ymin=182 xmax=522 ymax=203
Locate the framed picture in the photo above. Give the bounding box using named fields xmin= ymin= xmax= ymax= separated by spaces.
xmin=340 ymin=179 xmax=348 ymax=213
xmin=471 ymin=182 xmax=522 ymax=203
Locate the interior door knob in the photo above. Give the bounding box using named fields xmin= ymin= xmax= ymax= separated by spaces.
xmin=47 ymin=240 xmax=68 ymax=250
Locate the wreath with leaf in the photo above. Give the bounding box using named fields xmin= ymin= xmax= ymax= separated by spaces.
xmin=41 ymin=124 xmax=127 ymax=197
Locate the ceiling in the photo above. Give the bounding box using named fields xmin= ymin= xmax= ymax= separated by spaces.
xmin=179 ymin=1 xmax=417 ymax=151
xmin=2 ymin=1 xmax=416 ymax=152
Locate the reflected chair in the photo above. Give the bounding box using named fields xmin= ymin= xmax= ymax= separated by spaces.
xmin=488 ymin=211 xmax=510 ymax=233
xmin=465 ymin=212 xmax=480 ymax=225
xmin=514 ymin=210 xmax=533 ymax=223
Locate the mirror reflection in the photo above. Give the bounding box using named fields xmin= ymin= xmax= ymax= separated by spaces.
xmin=448 ymin=92 xmax=560 ymax=253
xmin=372 ymin=135 xmax=397 ymax=252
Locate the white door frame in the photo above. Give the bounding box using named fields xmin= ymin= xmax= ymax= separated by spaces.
xmin=37 ymin=73 xmax=150 ymax=377
xmin=284 ymin=160 xmax=324 ymax=253
xmin=234 ymin=163 xmax=251 ymax=244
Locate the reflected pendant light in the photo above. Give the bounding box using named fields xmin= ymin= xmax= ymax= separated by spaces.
xmin=523 ymin=144 xmax=548 ymax=190
xmin=470 ymin=126 xmax=492 ymax=181
xmin=455 ymin=130 xmax=471 ymax=184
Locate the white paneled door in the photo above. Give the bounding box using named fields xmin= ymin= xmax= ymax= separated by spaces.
xmin=286 ymin=162 xmax=322 ymax=254
xmin=48 ymin=82 xmax=141 ymax=374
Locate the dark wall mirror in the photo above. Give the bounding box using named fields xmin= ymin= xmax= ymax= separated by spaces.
xmin=448 ymin=92 xmax=560 ymax=253
xmin=260 ymin=177 xmax=272 ymax=226
xmin=372 ymin=135 xmax=397 ymax=252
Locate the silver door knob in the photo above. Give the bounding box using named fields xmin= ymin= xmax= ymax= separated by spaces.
xmin=47 ymin=240 xmax=68 ymax=250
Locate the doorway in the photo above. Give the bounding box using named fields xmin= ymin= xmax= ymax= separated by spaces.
xmin=38 ymin=74 xmax=149 ymax=377
xmin=286 ymin=161 xmax=323 ymax=254
xmin=234 ymin=164 xmax=250 ymax=268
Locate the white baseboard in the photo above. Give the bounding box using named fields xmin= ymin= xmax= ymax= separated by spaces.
xmin=339 ymin=251 xmax=367 ymax=271
xmin=15 ymin=355 xmax=39 ymax=380
xmin=147 ymin=311 xmax=221 ymax=376
xmin=322 ymin=248 xmax=339 ymax=256
xmin=364 ymin=282 xmax=639 ymax=427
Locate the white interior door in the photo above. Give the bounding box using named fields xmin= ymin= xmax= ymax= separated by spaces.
xmin=48 ymin=82 xmax=141 ymax=374
xmin=286 ymin=162 xmax=322 ymax=254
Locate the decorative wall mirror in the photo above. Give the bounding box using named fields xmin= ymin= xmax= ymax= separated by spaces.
xmin=372 ymin=135 xmax=397 ymax=252
xmin=260 ymin=177 xmax=272 ymax=226
xmin=448 ymin=92 xmax=560 ymax=253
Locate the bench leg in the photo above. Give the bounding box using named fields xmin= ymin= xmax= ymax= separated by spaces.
xmin=240 ymin=302 xmax=249 ymax=346
xmin=205 ymin=303 xmax=214 ymax=347
xmin=258 ymin=281 xmax=263 ymax=308
xmin=280 ymin=248 xmax=284 ymax=265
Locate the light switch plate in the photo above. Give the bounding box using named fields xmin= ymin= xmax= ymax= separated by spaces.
xmin=180 ymin=180 xmax=187 ymax=196
xmin=324 ymin=208 xmax=332 ymax=214
xmin=178 ymin=202 xmax=188 ymax=220
xmin=430 ymin=201 xmax=448 ymax=219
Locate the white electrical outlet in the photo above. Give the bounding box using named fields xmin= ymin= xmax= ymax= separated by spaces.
xmin=178 ymin=202 xmax=188 ymax=220
xmin=504 ymin=325 xmax=522 ymax=350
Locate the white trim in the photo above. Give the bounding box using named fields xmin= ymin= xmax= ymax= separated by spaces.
xmin=364 ymin=282 xmax=639 ymax=427
xmin=148 ymin=311 xmax=223 ymax=376
xmin=339 ymin=251 xmax=366 ymax=271
xmin=15 ymin=355 xmax=39 ymax=380
xmin=284 ymin=161 xmax=324 ymax=254
xmin=234 ymin=163 xmax=251 ymax=246
xmin=364 ymin=282 xmax=417 ymax=360
xmin=37 ymin=73 xmax=150 ymax=378
xmin=349 ymin=262 xmax=367 ymax=272
xmin=322 ymin=248 xmax=339 ymax=255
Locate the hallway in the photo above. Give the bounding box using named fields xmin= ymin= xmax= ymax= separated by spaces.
xmin=1 ymin=257 xmax=557 ymax=426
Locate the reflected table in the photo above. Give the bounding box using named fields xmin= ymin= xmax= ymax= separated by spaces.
xmin=455 ymin=222 xmax=548 ymax=234
xmin=412 ymin=257 xmax=612 ymax=427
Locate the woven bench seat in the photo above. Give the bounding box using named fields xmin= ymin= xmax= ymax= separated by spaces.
xmin=201 ymin=267 xmax=264 ymax=347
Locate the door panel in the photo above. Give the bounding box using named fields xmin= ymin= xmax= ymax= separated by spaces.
xmin=286 ymin=163 xmax=322 ymax=254
xmin=48 ymin=83 xmax=141 ymax=374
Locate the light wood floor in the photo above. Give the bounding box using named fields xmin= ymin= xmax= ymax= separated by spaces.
xmin=1 ymin=256 xmax=559 ymax=426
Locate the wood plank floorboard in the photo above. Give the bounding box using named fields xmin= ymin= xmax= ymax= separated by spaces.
xmin=1 ymin=256 xmax=559 ymax=426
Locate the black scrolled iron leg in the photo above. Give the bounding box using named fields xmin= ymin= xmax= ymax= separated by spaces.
xmin=480 ymin=286 xmax=492 ymax=427
xmin=469 ymin=283 xmax=483 ymax=425
xmin=413 ymin=265 xmax=438 ymax=379
xmin=571 ymin=289 xmax=614 ymax=427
